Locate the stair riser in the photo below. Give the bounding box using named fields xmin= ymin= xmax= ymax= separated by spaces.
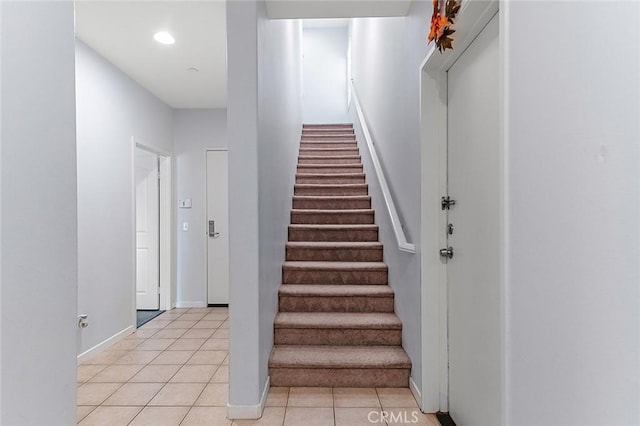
xmin=286 ymin=247 xmax=382 ymax=262
xmin=303 ymin=124 xmax=353 ymax=129
xmin=296 ymin=175 xmax=365 ymax=184
xmin=291 ymin=212 xmax=374 ymax=224
xmin=294 ymin=186 xmax=368 ymax=196
xmin=275 ymin=329 xmax=401 ymax=346
xmin=300 ymin=134 xmax=356 ymax=140
xmin=282 ymin=269 xmax=388 ymax=285
xmin=298 ymin=157 xmax=361 ymax=165
xmin=297 ymin=166 xmax=363 ymax=174
xmin=300 ymin=142 xmax=357 ymax=149
xmin=279 ymin=296 xmax=394 ymax=313
xmin=292 ymin=198 xmax=371 ymax=210
xmin=288 ymin=228 xmax=379 ymax=242
xmin=302 ymin=135 xmax=356 ymax=141
xmin=270 ymin=368 xmax=409 ymax=387
xmin=299 ymin=149 xmax=359 ymax=156
xmin=302 ymin=130 xmax=355 ymax=135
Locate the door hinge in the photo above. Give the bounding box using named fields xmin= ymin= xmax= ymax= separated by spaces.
xmin=441 ymin=196 xmax=456 ymax=210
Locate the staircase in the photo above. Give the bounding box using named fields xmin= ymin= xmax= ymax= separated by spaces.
xmin=268 ymin=123 xmax=411 ymax=388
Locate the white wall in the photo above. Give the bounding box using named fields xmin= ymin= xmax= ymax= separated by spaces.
xmin=339 ymin=2 xmax=640 ymax=423
xmin=504 ymin=2 xmax=640 ymax=425
xmin=75 ymin=40 xmax=173 ymax=356
xmin=303 ymin=27 xmax=348 ymax=123
xmin=257 ymin=5 xmax=303 ymax=401
xmin=227 ymin=0 xmax=262 ymax=409
xmin=173 ymin=109 xmax=227 ymax=307
xmin=1 ymin=2 xmax=78 ymax=424
xmin=349 ymin=6 xmax=431 ymax=391
xmin=227 ymin=0 xmax=303 ymax=413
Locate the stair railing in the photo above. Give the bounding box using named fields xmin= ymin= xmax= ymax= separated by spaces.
xmin=349 ymin=79 xmax=416 ymax=254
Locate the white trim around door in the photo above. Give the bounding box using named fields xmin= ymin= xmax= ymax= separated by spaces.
xmin=419 ymin=0 xmax=506 ymax=420
xmin=132 ymin=137 xmax=174 ymax=328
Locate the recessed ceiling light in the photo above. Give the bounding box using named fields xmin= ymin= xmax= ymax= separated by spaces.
xmin=153 ymin=31 xmax=175 ymax=45
xmin=187 ymin=67 xmax=199 ymax=73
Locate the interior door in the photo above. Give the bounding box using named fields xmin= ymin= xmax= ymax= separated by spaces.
xmin=446 ymin=14 xmax=500 ymax=426
xmin=135 ymin=148 xmax=160 ymax=310
xmin=206 ymin=150 xmax=229 ymax=305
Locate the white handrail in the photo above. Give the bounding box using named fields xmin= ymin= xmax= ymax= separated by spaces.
xmin=349 ymin=80 xmax=416 ymax=254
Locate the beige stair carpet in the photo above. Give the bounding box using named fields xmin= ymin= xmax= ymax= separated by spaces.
xmin=269 ymin=123 xmax=411 ymax=388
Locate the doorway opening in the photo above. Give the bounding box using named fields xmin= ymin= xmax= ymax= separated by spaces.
xmin=134 ymin=142 xmax=173 ymax=327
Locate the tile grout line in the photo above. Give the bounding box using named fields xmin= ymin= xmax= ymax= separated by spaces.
xmin=332 ymin=387 xmax=336 ymax=426
xmin=78 ymin=307 xmax=229 ymax=425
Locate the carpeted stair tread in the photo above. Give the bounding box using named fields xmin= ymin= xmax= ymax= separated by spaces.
xmin=299 ymin=144 xmax=358 ymax=150
xmin=295 ymin=173 xmax=365 ymax=183
xmin=299 ymin=147 xmax=359 ymax=152
xmin=302 ymin=134 xmax=356 ymax=138
xmin=289 ymin=224 xmax=378 ymax=230
xmin=275 ymin=312 xmax=402 ymax=329
xmin=288 ymin=224 xmax=379 ymax=242
xmin=296 ymin=173 xmax=364 ymax=177
xmin=293 ymin=195 xmax=371 ymax=201
xmin=300 ymin=143 xmax=357 ymax=147
xmin=278 ymin=284 xmax=395 ymax=313
xmin=284 ymin=261 xmax=387 ymax=270
xmin=286 ymin=241 xmax=382 ymax=249
xmin=286 ymin=240 xmax=382 ymax=261
xmin=297 ymin=163 xmax=363 ymax=169
xmin=297 ymin=165 xmax=364 ymax=175
xmin=299 ymin=150 xmax=360 ymax=157
xmin=298 ymin=155 xmax=361 ymax=163
xmin=299 ymin=155 xmax=360 ymax=159
xmin=292 ymin=194 xmax=372 ymax=210
xmin=269 ymin=345 xmax=411 ymax=369
xmin=291 ymin=208 xmax=373 ymax=214
xmin=279 ymin=284 xmax=393 ymax=297
xmin=300 ymin=139 xmax=357 ymax=143
xmin=290 ymin=209 xmax=374 ymax=225
xmin=282 ymin=261 xmax=388 ymax=284
xmin=303 ymin=123 xmax=353 ymax=128
xmin=294 ymin=184 xmax=368 ymax=190
xmin=302 ymin=130 xmax=355 ymax=135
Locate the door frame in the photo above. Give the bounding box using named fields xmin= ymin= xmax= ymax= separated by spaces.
xmin=419 ymin=0 xmax=506 ymax=418
xmin=204 ymin=148 xmax=229 ymax=306
xmin=132 ymin=138 xmax=174 ymax=327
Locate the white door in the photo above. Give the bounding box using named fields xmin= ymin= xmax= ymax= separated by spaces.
xmin=446 ymin=14 xmax=500 ymax=426
xmin=135 ymin=148 xmax=160 ymax=310
xmin=207 ymin=151 xmax=229 ymax=305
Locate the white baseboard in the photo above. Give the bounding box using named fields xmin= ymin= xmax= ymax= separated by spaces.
xmin=175 ymin=301 xmax=207 ymax=308
xmin=77 ymin=325 xmax=134 ymax=365
xmin=227 ymin=376 xmax=270 ymax=419
xmin=410 ymin=376 xmax=423 ymax=411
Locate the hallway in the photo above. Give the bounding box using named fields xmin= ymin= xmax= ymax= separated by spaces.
xmin=77 ymin=306 xmax=437 ymax=425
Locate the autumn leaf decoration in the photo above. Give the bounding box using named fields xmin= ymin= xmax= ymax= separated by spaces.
xmin=428 ymin=0 xmax=461 ymax=52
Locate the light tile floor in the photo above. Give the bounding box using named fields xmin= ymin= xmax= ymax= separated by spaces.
xmin=77 ymin=307 xmax=439 ymax=426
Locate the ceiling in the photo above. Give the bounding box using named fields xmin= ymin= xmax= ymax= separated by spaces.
xmin=266 ymin=0 xmax=412 ymax=19
xmin=75 ymin=1 xmax=410 ymax=109
xmin=75 ymin=1 xmax=227 ymax=109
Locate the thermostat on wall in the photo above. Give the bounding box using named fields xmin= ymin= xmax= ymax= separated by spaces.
xmin=179 ymin=198 xmax=192 ymax=208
